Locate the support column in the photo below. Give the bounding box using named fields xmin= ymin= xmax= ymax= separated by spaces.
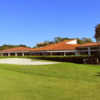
xmin=8 ymin=53 xmax=11 ymax=56
xmin=64 ymin=52 xmax=66 ymax=56
xmin=22 ymin=52 xmax=25 ymax=56
xmin=88 ymin=47 xmax=91 ymax=56
xmin=15 ymin=53 xmax=18 ymax=56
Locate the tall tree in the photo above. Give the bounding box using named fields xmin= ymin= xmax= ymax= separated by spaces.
xmin=95 ymin=24 xmax=100 ymax=38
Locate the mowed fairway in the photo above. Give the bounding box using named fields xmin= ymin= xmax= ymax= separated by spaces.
xmin=0 ymin=60 xmax=100 ymax=100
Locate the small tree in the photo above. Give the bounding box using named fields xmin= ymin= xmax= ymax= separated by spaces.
xmin=77 ymin=38 xmax=92 ymax=44
xmin=54 ymin=37 xmax=64 ymax=43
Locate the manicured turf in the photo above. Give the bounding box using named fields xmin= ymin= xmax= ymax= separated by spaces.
xmin=0 ymin=60 xmax=100 ymax=100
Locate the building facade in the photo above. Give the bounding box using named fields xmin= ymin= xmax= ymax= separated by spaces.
xmin=0 ymin=39 xmax=80 ymax=56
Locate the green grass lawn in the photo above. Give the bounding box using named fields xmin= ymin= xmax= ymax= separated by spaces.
xmin=0 ymin=60 xmax=100 ymax=100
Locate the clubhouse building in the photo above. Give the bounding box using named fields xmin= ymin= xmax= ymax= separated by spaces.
xmin=0 ymin=38 xmax=100 ymax=56
xmin=0 ymin=39 xmax=80 ymax=56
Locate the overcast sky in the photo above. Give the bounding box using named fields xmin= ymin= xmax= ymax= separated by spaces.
xmin=0 ymin=0 xmax=99 ymax=47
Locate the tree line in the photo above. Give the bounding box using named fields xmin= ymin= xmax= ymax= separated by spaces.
xmin=0 ymin=37 xmax=93 ymax=50
xmin=0 ymin=44 xmax=29 ymax=50
xmin=34 ymin=37 xmax=93 ymax=48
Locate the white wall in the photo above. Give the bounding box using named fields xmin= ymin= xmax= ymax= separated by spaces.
xmin=66 ymin=39 xmax=77 ymax=44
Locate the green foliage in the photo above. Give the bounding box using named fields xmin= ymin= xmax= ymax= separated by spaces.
xmin=34 ymin=41 xmax=54 ymax=48
xmin=77 ymin=37 xmax=93 ymax=44
xmin=34 ymin=36 xmax=93 ymax=48
xmin=54 ymin=37 xmax=64 ymax=43
xmin=54 ymin=37 xmax=73 ymax=43
xmin=34 ymin=37 xmax=75 ymax=48
xmin=0 ymin=44 xmax=29 ymax=50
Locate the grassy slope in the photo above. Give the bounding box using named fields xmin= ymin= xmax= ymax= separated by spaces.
xmin=0 ymin=62 xmax=100 ymax=100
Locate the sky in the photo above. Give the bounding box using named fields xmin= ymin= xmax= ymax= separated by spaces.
xmin=0 ymin=0 xmax=100 ymax=47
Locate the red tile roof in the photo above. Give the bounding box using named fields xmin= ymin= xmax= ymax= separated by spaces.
xmin=32 ymin=40 xmax=80 ymax=51
xmin=77 ymin=42 xmax=100 ymax=48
